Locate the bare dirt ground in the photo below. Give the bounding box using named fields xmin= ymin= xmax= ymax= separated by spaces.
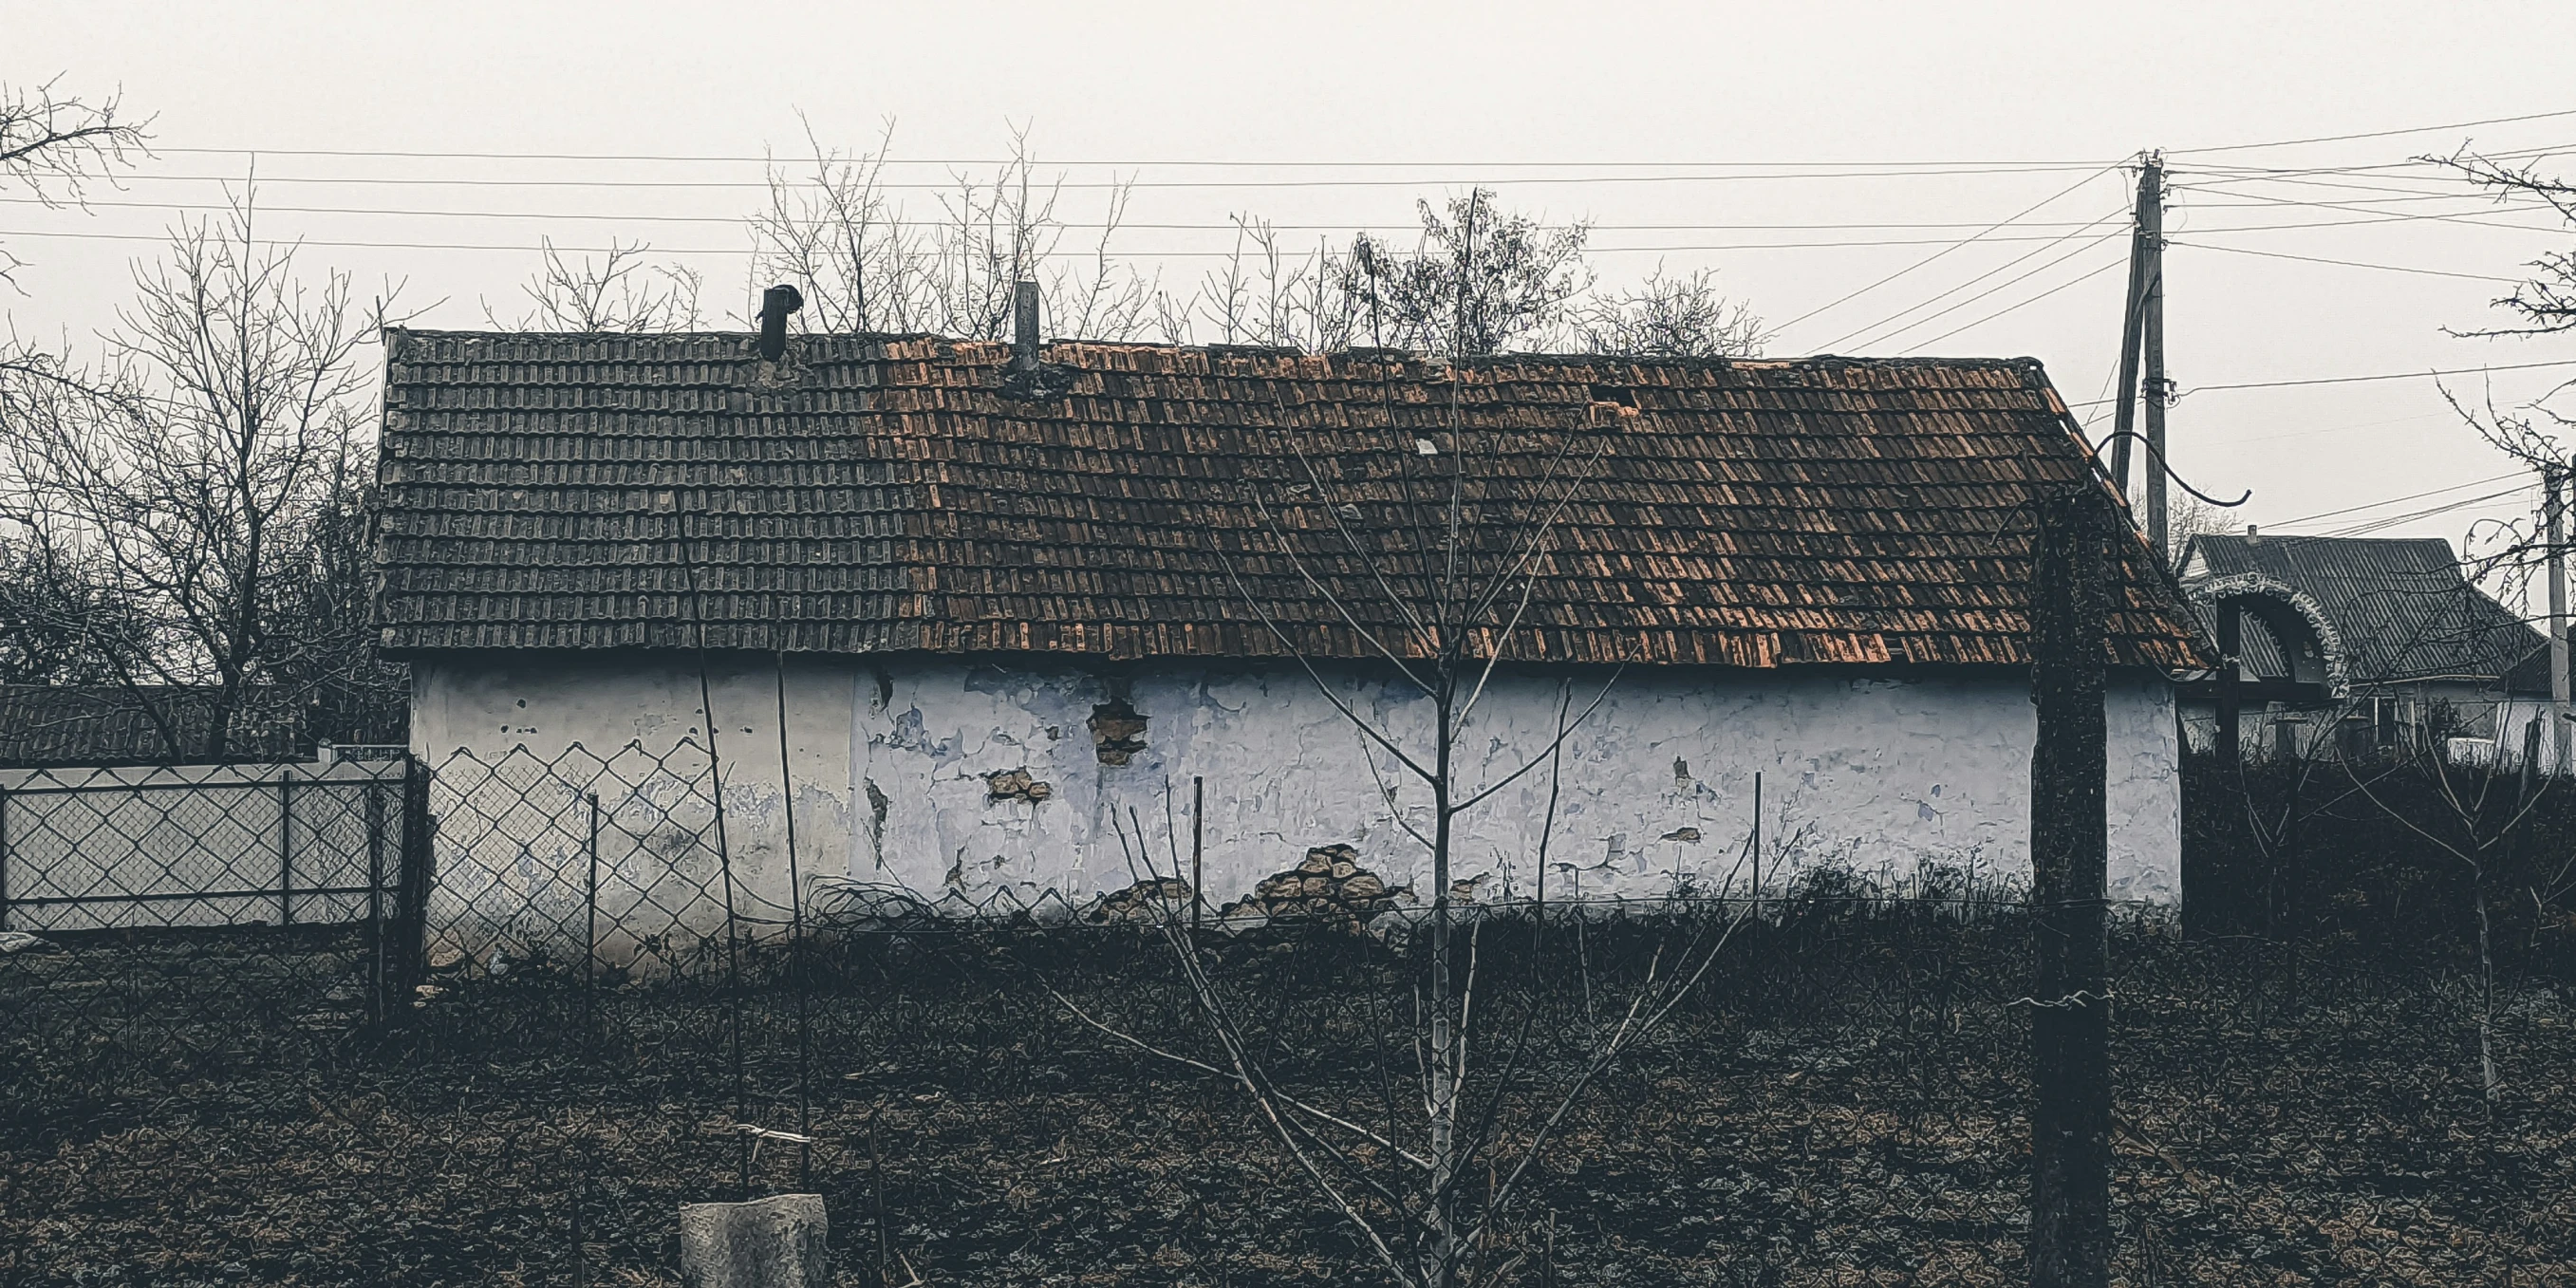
xmin=4 ymin=911 xmax=2571 ymax=1286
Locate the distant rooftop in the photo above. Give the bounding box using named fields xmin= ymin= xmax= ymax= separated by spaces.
xmin=2181 ymin=532 xmax=2544 ymax=689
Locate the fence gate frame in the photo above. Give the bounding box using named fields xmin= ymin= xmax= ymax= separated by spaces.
xmin=0 ymin=755 xmax=433 ymax=1021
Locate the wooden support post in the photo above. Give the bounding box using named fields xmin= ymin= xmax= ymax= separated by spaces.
xmin=2027 ymin=486 xmax=2112 ymax=1288
xmin=2214 ymin=601 xmax=2242 ymax=769
xmin=1751 ymin=770 xmax=1763 ymax=905
xmin=2106 ymin=156 xmax=2160 ymax=502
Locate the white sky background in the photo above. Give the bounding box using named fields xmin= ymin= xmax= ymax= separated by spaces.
xmin=9 ymin=0 xmax=2576 ymax=594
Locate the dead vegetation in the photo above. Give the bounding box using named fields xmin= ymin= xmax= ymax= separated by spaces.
xmin=3 ymin=905 xmax=2570 ymax=1286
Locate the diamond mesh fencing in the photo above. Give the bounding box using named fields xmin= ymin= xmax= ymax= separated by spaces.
xmin=2 ymin=747 xmax=2569 ymax=1285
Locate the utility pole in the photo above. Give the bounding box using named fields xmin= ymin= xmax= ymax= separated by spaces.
xmin=2550 ymin=459 xmax=2569 ymax=775
xmin=2106 ymin=154 xmax=2163 ymax=509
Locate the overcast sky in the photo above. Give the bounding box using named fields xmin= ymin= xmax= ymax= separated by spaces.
xmin=9 ymin=0 xmax=2576 ymax=588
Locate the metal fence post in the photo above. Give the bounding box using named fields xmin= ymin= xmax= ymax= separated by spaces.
xmin=585 ymin=791 xmax=600 ymax=1049
xmin=0 ymin=781 xmax=11 ymax=935
xmin=394 ymin=755 xmax=434 ymax=999
xmin=279 ymin=775 xmax=295 ymax=927
xmin=367 ymin=778 xmax=388 ymax=1024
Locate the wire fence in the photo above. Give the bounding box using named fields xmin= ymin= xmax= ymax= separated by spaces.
xmin=2 ymin=747 xmax=2570 ymax=1285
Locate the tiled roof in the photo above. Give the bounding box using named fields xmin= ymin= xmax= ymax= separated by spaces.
xmin=2182 ymin=534 xmax=2545 ymax=688
xmin=373 ymin=331 xmax=2207 ymax=670
xmin=0 ymin=686 xmax=311 ymax=768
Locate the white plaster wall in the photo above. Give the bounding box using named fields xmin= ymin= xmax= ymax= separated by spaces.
xmin=411 ymin=657 xmax=2182 ymax=949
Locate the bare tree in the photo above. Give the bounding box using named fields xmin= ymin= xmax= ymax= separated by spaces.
xmin=0 ymin=192 xmax=397 ymax=759
xmin=1571 ymin=265 xmax=1764 ymax=360
xmin=1338 ymin=189 xmax=1594 ymax=357
xmin=0 ymin=77 xmax=151 ymax=289
xmin=486 ymin=238 xmax=702 ymax=332
xmin=750 ymin=119 xmax=1163 ymax=341
xmin=2440 ymin=149 xmax=2576 ymax=339
xmin=1054 ymin=269 xmax=1748 ymax=1281
xmin=1192 ymin=215 xmax=1361 ymax=350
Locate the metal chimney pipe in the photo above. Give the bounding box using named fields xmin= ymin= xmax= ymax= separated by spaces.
xmin=1012 ymin=280 xmax=1041 ymax=372
xmin=756 ymin=284 xmax=804 ymax=362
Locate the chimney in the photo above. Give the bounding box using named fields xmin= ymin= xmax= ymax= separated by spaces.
xmin=756 ymin=284 xmax=804 ymax=362
xmin=2245 ymin=523 xmax=2260 ymax=543
xmin=1012 ymin=280 xmax=1041 ymax=373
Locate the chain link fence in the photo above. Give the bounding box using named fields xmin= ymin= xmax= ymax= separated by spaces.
xmin=3 ymin=746 xmax=2570 ymax=1285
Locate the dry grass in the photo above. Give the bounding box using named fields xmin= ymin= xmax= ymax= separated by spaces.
xmin=4 ymin=910 xmax=2571 ymax=1286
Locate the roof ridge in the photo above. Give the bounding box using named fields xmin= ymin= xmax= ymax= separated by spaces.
xmin=381 ymin=326 xmax=2039 ymax=371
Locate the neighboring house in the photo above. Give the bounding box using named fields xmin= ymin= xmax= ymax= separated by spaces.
xmin=2175 ymin=532 xmax=2550 ymax=763
xmin=372 ymin=327 xmax=2208 ymax=934
xmin=0 ymin=684 xmax=314 ymax=768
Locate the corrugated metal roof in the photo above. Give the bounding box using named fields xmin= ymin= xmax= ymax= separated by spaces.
xmin=2184 ymin=533 xmax=2544 ymax=687
xmin=372 ymin=331 xmax=2207 ymax=670
xmin=0 ymin=686 xmax=311 ymax=768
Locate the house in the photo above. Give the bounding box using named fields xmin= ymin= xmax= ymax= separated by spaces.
xmin=0 ymin=684 xmax=315 ymax=769
xmin=2175 ymin=532 xmax=2552 ymax=763
xmin=371 ymin=324 xmax=2208 ymax=938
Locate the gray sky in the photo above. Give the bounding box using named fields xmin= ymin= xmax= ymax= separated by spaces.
xmin=9 ymin=0 xmax=2576 ymax=577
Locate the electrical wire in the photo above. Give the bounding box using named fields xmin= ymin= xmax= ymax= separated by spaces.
xmin=2166 ymin=186 xmax=2568 ymax=234
xmin=93 ymin=162 xmax=2119 ymax=192
xmin=0 ymin=224 xmax=2199 ymax=258
xmin=147 ymin=146 xmax=2125 ymax=167
xmin=2167 ymin=108 xmax=2576 ymax=155
xmin=1766 ymin=163 xmax=2125 ymax=336
xmin=2064 ymin=358 xmax=2576 ymax=408
xmin=1900 ymin=256 xmax=2129 ymax=352
xmin=1842 ymin=229 xmax=2128 ymax=352
xmin=19 ymin=193 xmax=2537 ymax=243
xmin=2328 ymin=486 xmax=2533 ymax=537
xmin=1813 ymin=208 xmax=2128 ymax=350
xmin=2166 ymin=239 xmax=2526 ymax=283
xmin=2267 ymin=471 xmax=2527 ymax=528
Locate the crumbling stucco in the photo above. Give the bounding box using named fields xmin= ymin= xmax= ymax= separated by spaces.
xmin=409 ymin=656 xmax=2183 ymax=945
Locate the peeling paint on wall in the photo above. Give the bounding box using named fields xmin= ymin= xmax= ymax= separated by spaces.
xmin=411 ymin=656 xmax=2185 ymax=938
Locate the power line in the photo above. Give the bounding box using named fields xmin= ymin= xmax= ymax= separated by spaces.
xmin=97 ymin=162 xmax=2118 ymax=192
xmin=1838 ymin=227 xmax=2128 ymax=351
xmin=0 ymin=195 xmax=2252 ymax=233
xmin=2167 ymin=106 xmax=2576 ymax=156
xmin=2328 ymin=485 xmax=2533 ymax=537
xmin=2168 ymin=185 xmax=2568 ymax=233
xmin=2167 ymin=239 xmax=2526 ymax=283
xmin=0 ymin=225 xmax=2195 ymax=258
xmin=126 ymin=106 xmax=2576 ymax=168
xmin=2065 ymin=358 xmax=2576 ymax=408
xmin=2268 ymin=471 xmax=2527 ymax=528
xmin=1767 ymin=163 xmax=2124 ymax=335
xmin=1901 ymin=256 xmax=2128 ymax=353
xmin=148 ymin=146 xmax=2124 ymax=167
xmin=19 ymin=193 xmax=2542 ymax=244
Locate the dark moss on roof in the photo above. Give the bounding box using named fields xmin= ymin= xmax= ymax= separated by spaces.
xmin=371 ymin=330 xmax=2206 ymax=670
